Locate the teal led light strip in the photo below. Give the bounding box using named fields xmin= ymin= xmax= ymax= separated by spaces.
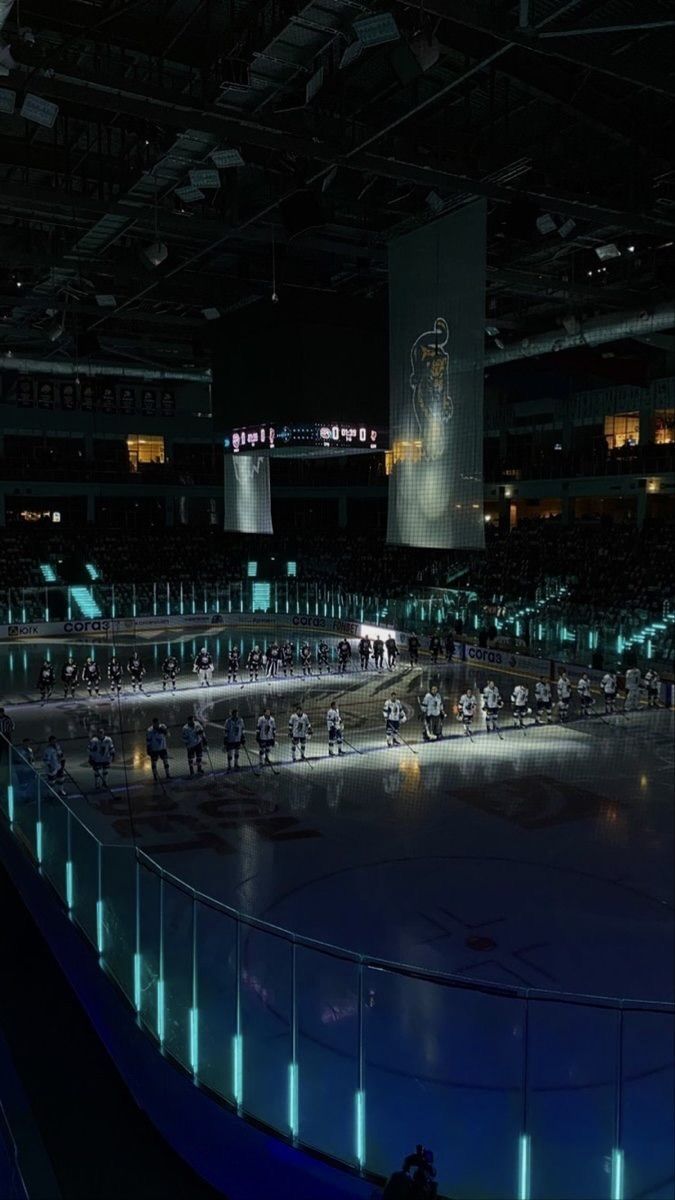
xmin=7 ymin=784 xmax=14 ymax=827
xmin=189 ymin=1007 xmax=199 ymax=1075
xmin=96 ymin=900 xmax=104 ymax=955
xmin=232 ymin=1034 xmax=243 ymax=1106
xmin=518 ymin=1134 xmax=531 ymax=1200
xmin=133 ymin=953 xmax=142 ymax=1013
xmin=65 ymin=860 xmax=74 ymax=910
xmin=611 ymin=1148 xmax=624 ymax=1200
xmin=35 ymin=820 xmax=43 ymax=865
xmin=157 ymin=979 xmax=165 ymax=1044
xmin=288 ymin=1062 xmax=298 ymax=1138
xmin=355 ymin=1090 xmax=366 ymax=1168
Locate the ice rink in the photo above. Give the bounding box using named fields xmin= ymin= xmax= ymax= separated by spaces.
xmin=2 ymin=627 xmax=673 ymax=1199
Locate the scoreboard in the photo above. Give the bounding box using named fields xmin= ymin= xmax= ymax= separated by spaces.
xmin=225 ymin=422 xmax=384 ymax=454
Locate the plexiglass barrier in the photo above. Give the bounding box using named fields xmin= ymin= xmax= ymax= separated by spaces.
xmin=1 ymin=736 xmax=673 ymax=1199
xmin=1 ymin=580 xmax=672 ymax=666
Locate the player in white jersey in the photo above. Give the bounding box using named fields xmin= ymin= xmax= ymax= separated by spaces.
xmin=482 ymin=680 xmax=503 ymax=733
xmin=556 ymin=672 xmax=572 ymax=722
xmin=182 ymin=715 xmax=207 ymax=776
xmin=511 ymin=683 xmax=530 ymax=729
xmin=383 ymin=694 xmax=407 ymax=747
xmin=224 ymin=709 xmax=245 ymax=770
xmin=534 ymin=678 xmax=552 ymax=724
xmin=420 ymin=685 xmax=445 ymax=741
xmin=146 ymin=718 xmax=170 ymax=781
xmin=43 ymin=735 xmax=67 ymax=796
xmin=88 ymin=727 xmax=115 ymax=789
xmin=457 ymin=689 xmax=476 ymax=735
xmin=624 ymin=666 xmax=641 ymax=711
xmin=601 ymin=671 xmax=618 ymax=715
xmin=326 ymin=702 xmax=344 ymax=756
xmin=256 ymin=709 xmax=276 ymax=764
xmin=194 ymin=647 xmax=213 ymax=687
xmin=644 ymin=668 xmax=660 ymax=708
xmin=288 ymin=706 xmax=312 ymax=760
xmin=577 ymin=673 xmax=593 ymax=717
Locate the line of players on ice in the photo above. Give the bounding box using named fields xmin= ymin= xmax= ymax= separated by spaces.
xmin=34 ymin=638 xmax=382 ymax=704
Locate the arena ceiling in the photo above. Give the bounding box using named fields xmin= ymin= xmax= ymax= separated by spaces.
xmin=0 ymin=0 xmax=673 ymax=372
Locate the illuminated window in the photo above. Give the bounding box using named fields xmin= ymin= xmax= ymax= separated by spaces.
xmin=126 ymin=434 xmax=165 ymax=471
xmin=604 ymin=413 xmax=638 ymax=449
xmin=287 ymin=561 xmax=297 ymax=577
xmin=252 ymin=582 xmax=270 ymax=611
xmin=247 ymin=561 xmax=257 ymax=578
xmin=654 ymin=409 xmax=675 ymax=444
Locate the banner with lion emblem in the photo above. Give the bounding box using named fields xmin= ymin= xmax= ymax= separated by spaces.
xmin=387 ymin=202 xmax=486 ymax=549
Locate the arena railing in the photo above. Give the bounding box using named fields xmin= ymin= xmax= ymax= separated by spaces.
xmin=1 ymin=579 xmax=672 ymax=667
xmin=0 ymin=733 xmax=672 ymax=1200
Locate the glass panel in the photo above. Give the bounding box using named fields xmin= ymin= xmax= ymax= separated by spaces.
xmin=240 ymin=927 xmax=292 ymax=1134
xmin=70 ymin=818 xmax=100 ymax=948
xmin=10 ymin=747 xmax=38 ymax=857
xmin=528 ymin=1000 xmax=617 ymax=1200
xmin=102 ymin=846 xmax=137 ymax=1004
xmin=138 ymin=864 xmax=161 ymax=1039
xmin=195 ymin=901 xmax=238 ymax=1100
xmin=162 ymin=881 xmax=194 ymax=1072
xmin=364 ymin=969 xmax=523 ymax=1200
xmin=41 ymin=792 xmax=69 ymax=904
xmin=296 ymin=947 xmax=359 ymax=1163
xmin=622 ymin=1008 xmax=675 ymax=1200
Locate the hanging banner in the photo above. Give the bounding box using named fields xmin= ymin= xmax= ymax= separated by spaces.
xmin=223 ymin=452 xmax=273 ymax=534
xmin=387 ymin=202 xmax=486 ymax=549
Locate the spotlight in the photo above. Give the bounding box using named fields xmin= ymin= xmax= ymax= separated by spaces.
xmin=595 ymin=243 xmax=620 ymax=261
xmin=45 ymin=315 xmax=64 ymax=342
xmin=353 ymin=13 xmax=400 ymax=47
xmin=558 ymin=218 xmax=575 ymax=239
xmin=271 ymin=291 xmax=279 ymax=304
xmin=627 ymin=245 xmax=635 ymax=253
xmin=536 ymin=213 xmax=557 ymax=235
xmin=140 ymin=240 xmax=168 ymax=268
xmin=201 ymin=307 xmax=220 ymax=320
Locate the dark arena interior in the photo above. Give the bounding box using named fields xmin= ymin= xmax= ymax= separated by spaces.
xmin=0 ymin=3 xmax=674 ymax=1199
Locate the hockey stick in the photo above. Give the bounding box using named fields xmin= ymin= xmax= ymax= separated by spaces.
xmin=340 ymin=735 xmax=363 ymax=755
xmin=242 ymin=741 xmax=261 ymax=777
xmin=394 ymin=728 xmax=418 ymax=755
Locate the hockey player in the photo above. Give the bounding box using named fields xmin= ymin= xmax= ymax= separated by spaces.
xmin=37 ymin=660 xmax=54 ymax=704
xmin=108 ymin=657 xmax=123 ymax=695
xmin=429 ymin=635 xmax=442 ymax=665
xmin=182 ymin=715 xmax=207 ymax=776
xmin=445 ymin=633 xmax=455 ymax=663
xmin=373 ymin=636 xmax=385 ymax=670
xmin=644 ymin=667 xmax=660 ymax=708
xmin=624 ymin=665 xmax=641 ymax=711
xmin=256 ymin=708 xmax=276 ymax=765
xmin=300 ymin=642 xmax=313 ymax=677
xmin=383 ymin=693 xmax=407 ymax=747
xmin=317 ymin=640 xmax=330 ymax=674
xmin=326 ymin=701 xmax=344 ymax=756
xmin=420 ymin=685 xmax=445 ymax=741
xmin=266 ymin=642 xmax=281 ymax=678
xmin=247 ymin=645 xmax=262 ymax=682
xmin=556 ymin=672 xmax=572 ymax=722
xmin=457 ymin=688 xmax=477 ymax=735
xmin=337 ymin=638 xmax=352 ymax=673
xmin=224 ymin=709 xmax=245 ymax=770
xmin=289 ymin=705 xmax=312 ymax=761
xmin=82 ymin=658 xmax=101 ymax=698
xmin=227 ymin=646 xmax=241 ymax=683
xmin=600 ymin=671 xmax=618 ymax=715
xmin=61 ymin=657 xmax=78 ymax=699
xmin=281 ymin=641 xmax=294 ymax=676
xmin=127 ymin=651 xmax=145 ymax=693
xmin=146 ymin=717 xmax=170 ymax=781
xmin=88 ymin=727 xmax=115 ymax=790
xmin=162 ymin=654 xmax=180 ymax=691
xmin=534 ymin=677 xmax=553 ymax=724
xmin=385 ymin=635 xmax=399 ymax=671
xmin=511 ymin=682 xmax=530 ymax=729
xmin=43 ymin=735 xmax=67 ymax=797
xmin=482 ymin=680 xmax=503 ymax=733
xmin=194 ymin=646 xmax=213 ymax=687
xmin=577 ymin=673 xmax=593 ymax=717
xmin=408 ymin=633 xmax=420 ymax=666
xmin=358 ymin=635 xmax=372 ymax=671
